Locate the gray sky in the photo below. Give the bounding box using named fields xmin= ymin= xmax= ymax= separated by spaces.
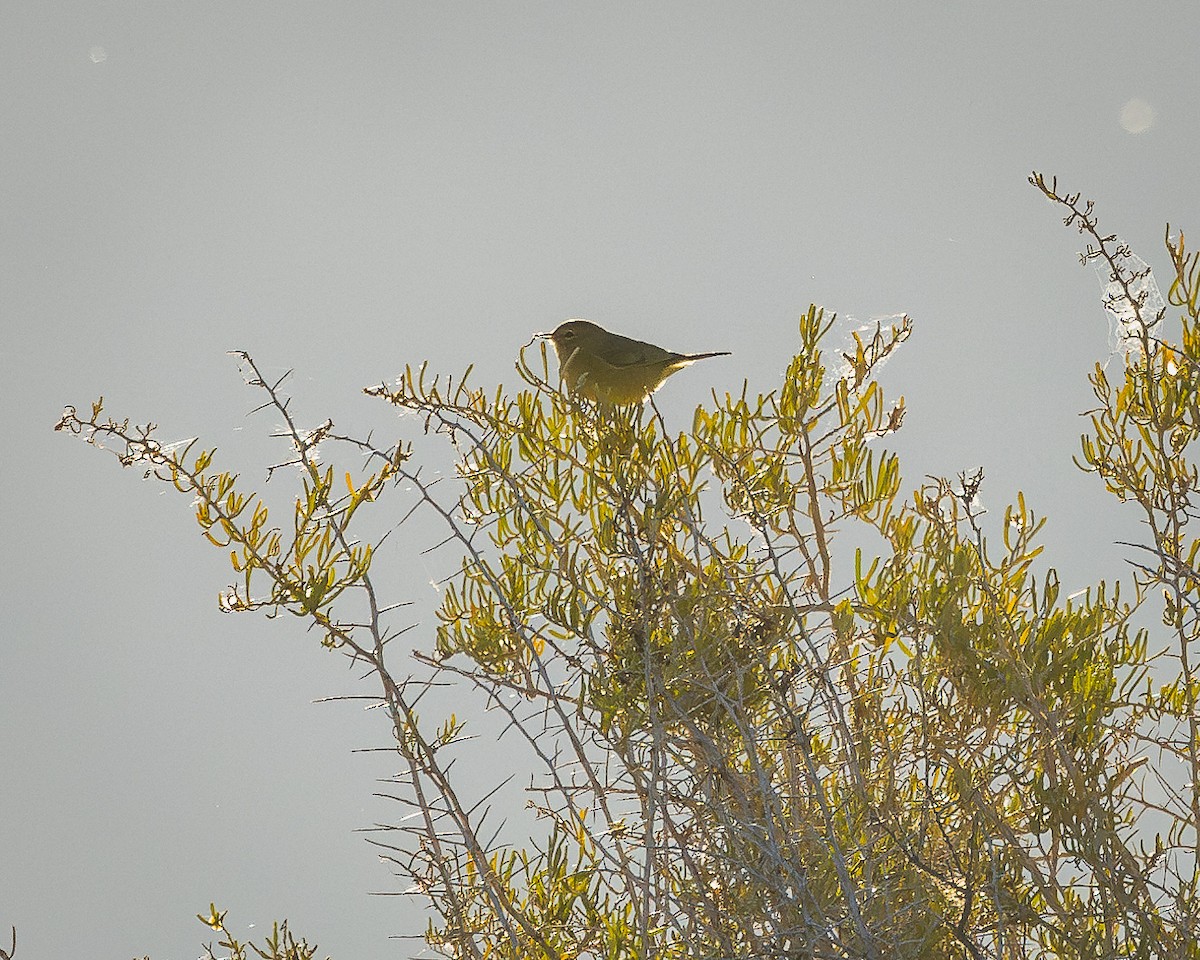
xmin=5 ymin=3 xmax=1199 ymax=957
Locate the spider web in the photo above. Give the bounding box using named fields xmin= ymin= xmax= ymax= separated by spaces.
xmin=1095 ymin=239 xmax=1165 ymax=360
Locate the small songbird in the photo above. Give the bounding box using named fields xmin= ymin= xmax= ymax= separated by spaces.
xmin=543 ymin=319 xmax=730 ymax=405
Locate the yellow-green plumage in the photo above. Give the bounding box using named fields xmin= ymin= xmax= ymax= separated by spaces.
xmin=546 ymin=319 xmax=730 ymax=405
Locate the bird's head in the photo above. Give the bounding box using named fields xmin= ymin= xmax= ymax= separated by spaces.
xmin=541 ymin=320 xmax=604 ymax=360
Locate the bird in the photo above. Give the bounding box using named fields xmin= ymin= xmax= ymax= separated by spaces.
xmin=543 ymin=320 xmax=730 ymax=405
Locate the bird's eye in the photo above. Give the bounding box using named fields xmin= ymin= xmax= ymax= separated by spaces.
xmin=561 ymin=330 xmax=575 ymax=340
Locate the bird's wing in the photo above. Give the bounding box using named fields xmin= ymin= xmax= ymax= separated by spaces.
xmin=606 ymin=334 xmax=677 ymax=368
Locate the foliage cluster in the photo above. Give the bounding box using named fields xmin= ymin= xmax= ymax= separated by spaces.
xmin=54 ymin=175 xmax=1200 ymax=958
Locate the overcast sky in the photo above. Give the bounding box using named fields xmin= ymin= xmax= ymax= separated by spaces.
xmin=5 ymin=3 xmax=1200 ymax=958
